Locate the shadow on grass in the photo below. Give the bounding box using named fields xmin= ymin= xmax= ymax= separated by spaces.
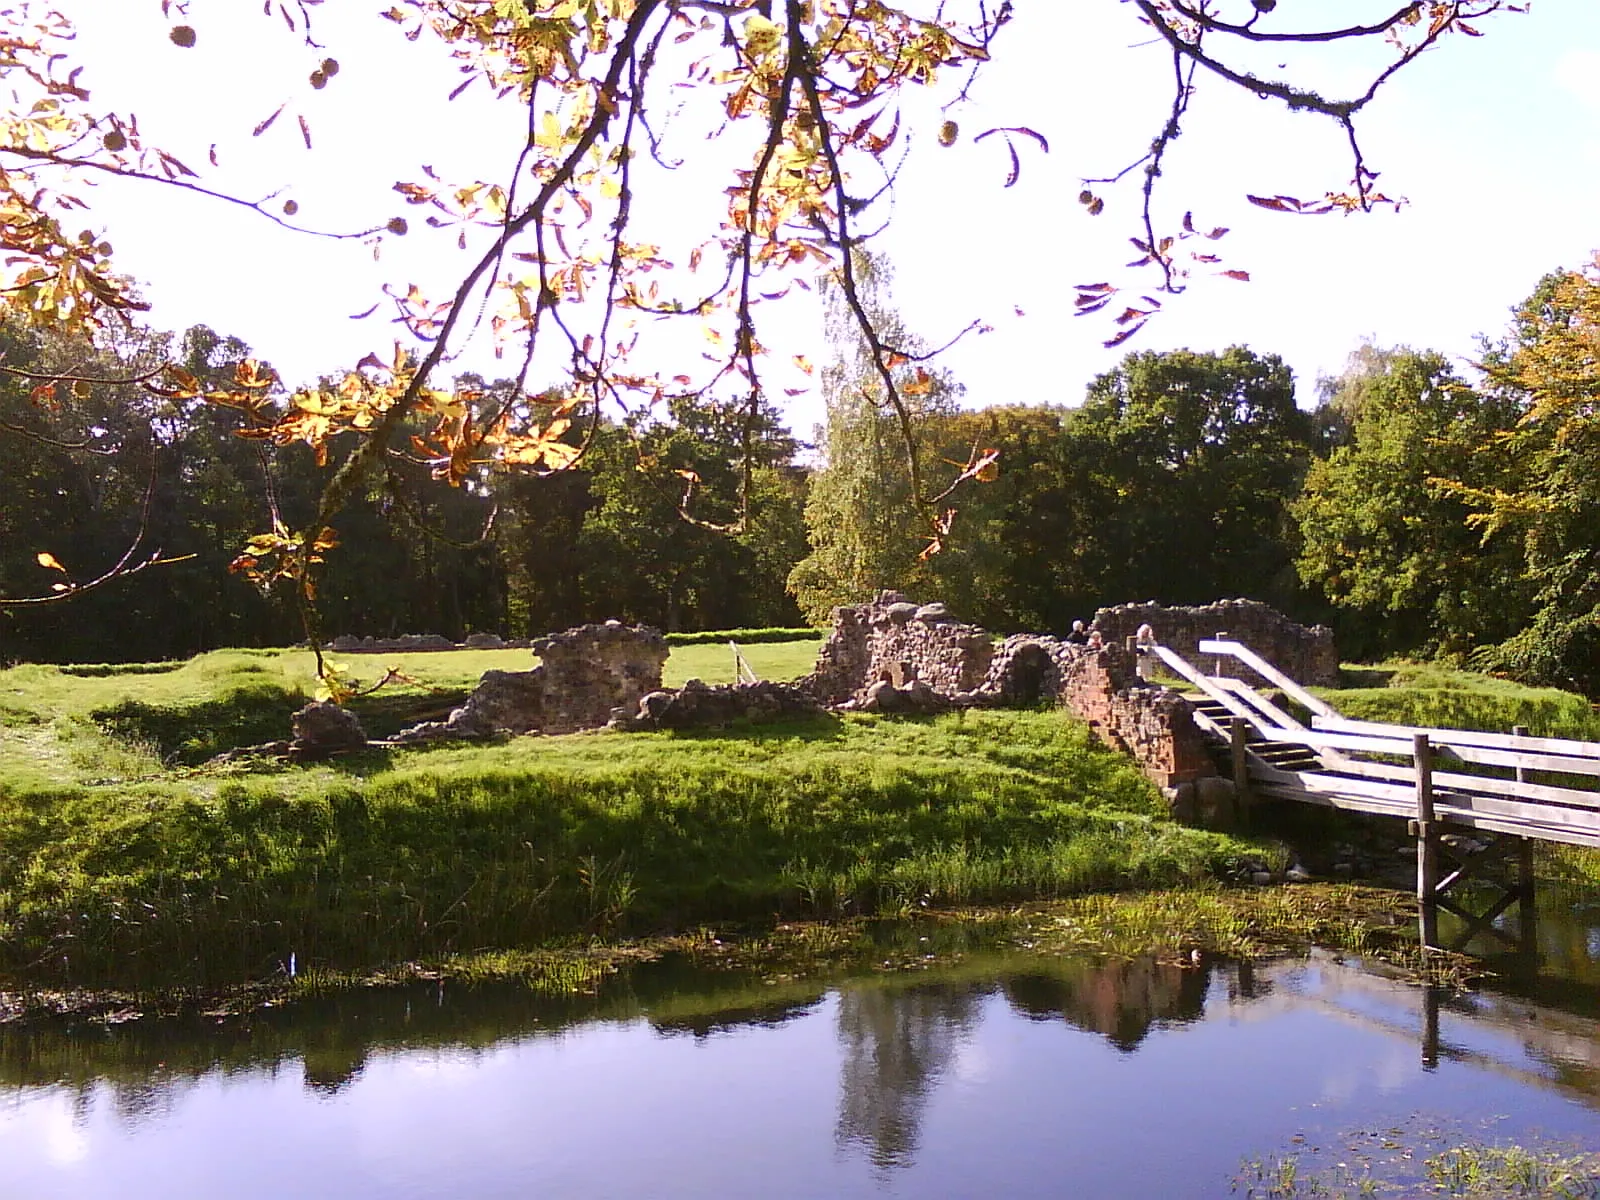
xmin=1339 ymin=666 xmax=1398 ymax=689
xmin=60 ymin=661 xmax=185 ymax=678
xmin=320 ymin=745 xmax=400 ymax=774
xmin=344 ymin=690 xmax=471 ymax=739
xmin=94 ymin=684 xmax=309 ymax=765
xmin=661 ymin=712 xmax=848 ymax=744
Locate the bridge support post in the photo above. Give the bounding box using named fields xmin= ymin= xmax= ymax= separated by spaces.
xmin=1421 ymin=984 xmax=1441 ymax=1070
xmin=1414 ymin=733 xmax=1440 ymax=951
xmin=1513 ymin=725 xmax=1539 ymax=964
xmin=1230 ymin=717 xmax=1251 ymax=827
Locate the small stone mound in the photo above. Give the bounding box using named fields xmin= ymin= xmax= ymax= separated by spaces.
xmin=855 ymin=677 xmax=947 ymax=714
xmin=288 ymin=701 xmax=367 ymax=761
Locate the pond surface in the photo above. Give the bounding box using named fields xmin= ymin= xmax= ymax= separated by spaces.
xmin=5 ymin=915 xmax=1600 ymax=1199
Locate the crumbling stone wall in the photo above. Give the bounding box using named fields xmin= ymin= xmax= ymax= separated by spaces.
xmin=534 ymin=622 xmax=670 ymax=733
xmin=1056 ymin=643 xmax=1216 ymax=790
xmin=799 ymin=595 xmax=1218 ymax=793
xmin=394 ymin=620 xmax=667 ymax=741
xmin=804 ymin=592 xmax=995 ymax=706
xmin=1092 ymin=598 xmax=1338 ymax=688
xmin=981 ymin=635 xmax=1075 ymax=705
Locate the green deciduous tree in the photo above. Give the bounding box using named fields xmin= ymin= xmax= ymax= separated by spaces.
xmin=788 ymin=255 xmax=963 ymax=622
xmin=1063 ymin=346 xmax=1314 ymax=612
xmin=1293 ymin=346 xmax=1528 ymax=661
xmin=1447 ymin=262 xmax=1600 ymax=692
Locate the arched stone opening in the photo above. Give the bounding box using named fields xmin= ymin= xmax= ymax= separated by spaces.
xmin=1003 ymin=643 xmax=1057 ymax=704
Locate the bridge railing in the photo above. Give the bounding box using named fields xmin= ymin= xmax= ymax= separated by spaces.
xmin=1168 ymin=637 xmax=1600 ymax=849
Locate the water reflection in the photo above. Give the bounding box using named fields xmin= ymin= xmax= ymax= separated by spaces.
xmin=6 ymin=931 xmax=1600 ymax=1199
xmin=1004 ymin=957 xmax=1209 ymax=1051
xmin=834 ymin=981 xmax=983 ymax=1168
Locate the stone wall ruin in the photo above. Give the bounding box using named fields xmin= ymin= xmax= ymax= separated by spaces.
xmin=798 ymin=592 xmax=1221 ymax=795
xmin=379 ymin=593 xmax=1337 ymax=832
xmin=1091 ymin=598 xmax=1338 ymax=688
xmin=804 ymin=597 xmax=994 ymax=707
xmin=394 ymin=620 xmax=667 ymax=742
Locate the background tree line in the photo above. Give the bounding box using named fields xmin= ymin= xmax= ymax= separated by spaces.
xmin=6 ymin=258 xmax=1599 ymax=698
xmin=0 ymin=322 xmax=810 ymax=664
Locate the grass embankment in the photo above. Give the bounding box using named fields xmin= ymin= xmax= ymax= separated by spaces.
xmin=1317 ymin=660 xmax=1600 ymax=742
xmin=0 ymin=642 xmax=1269 ymax=989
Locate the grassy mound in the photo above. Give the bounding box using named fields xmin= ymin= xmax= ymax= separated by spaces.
xmin=0 ymin=704 xmax=1264 ymax=988
xmin=1319 ymin=660 xmax=1600 ymax=742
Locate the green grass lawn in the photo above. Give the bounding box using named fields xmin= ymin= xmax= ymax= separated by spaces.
xmin=8 ymin=641 xmax=1594 ymax=992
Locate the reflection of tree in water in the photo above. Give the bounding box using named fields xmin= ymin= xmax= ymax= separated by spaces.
xmin=301 ymin=1042 xmax=370 ymax=1095
xmin=1224 ymin=958 xmax=1270 ymax=1006
xmin=1003 ymin=958 xmax=1208 ymax=1052
xmin=834 ymin=981 xmax=986 ymax=1171
xmin=651 ymin=996 xmax=824 ymax=1040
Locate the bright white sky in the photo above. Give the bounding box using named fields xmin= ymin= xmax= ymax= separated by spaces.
xmin=61 ymin=0 xmax=1600 ymax=440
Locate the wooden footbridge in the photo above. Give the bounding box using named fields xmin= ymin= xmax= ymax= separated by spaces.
xmin=1152 ymin=637 xmax=1600 ymax=954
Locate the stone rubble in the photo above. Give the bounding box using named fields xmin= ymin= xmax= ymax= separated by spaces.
xmin=287 ymin=700 xmax=368 ymax=762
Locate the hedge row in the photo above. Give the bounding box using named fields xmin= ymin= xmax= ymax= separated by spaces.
xmin=663 ymin=627 xmax=823 ymax=646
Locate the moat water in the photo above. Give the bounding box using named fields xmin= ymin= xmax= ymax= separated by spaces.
xmin=4 ymin=896 xmax=1600 ymax=1199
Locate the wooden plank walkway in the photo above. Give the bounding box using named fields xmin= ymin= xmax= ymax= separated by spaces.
xmin=1151 ymin=637 xmax=1600 ymax=951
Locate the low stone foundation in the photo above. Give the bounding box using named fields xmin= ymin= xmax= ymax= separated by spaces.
xmin=326 ymin=633 xmax=533 ymax=653
xmin=612 ymin=679 xmax=821 ymax=731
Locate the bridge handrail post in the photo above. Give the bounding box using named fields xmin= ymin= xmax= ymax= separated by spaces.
xmin=1414 ymin=733 xmax=1439 ymax=951
xmin=1230 ymin=717 xmax=1251 ymax=827
xmin=1513 ymin=724 xmax=1538 ymax=960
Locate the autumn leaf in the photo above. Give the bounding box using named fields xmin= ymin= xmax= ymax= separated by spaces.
xmin=252 ymin=104 xmax=285 ymax=138
xmin=1104 ymin=320 xmax=1148 ymax=347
